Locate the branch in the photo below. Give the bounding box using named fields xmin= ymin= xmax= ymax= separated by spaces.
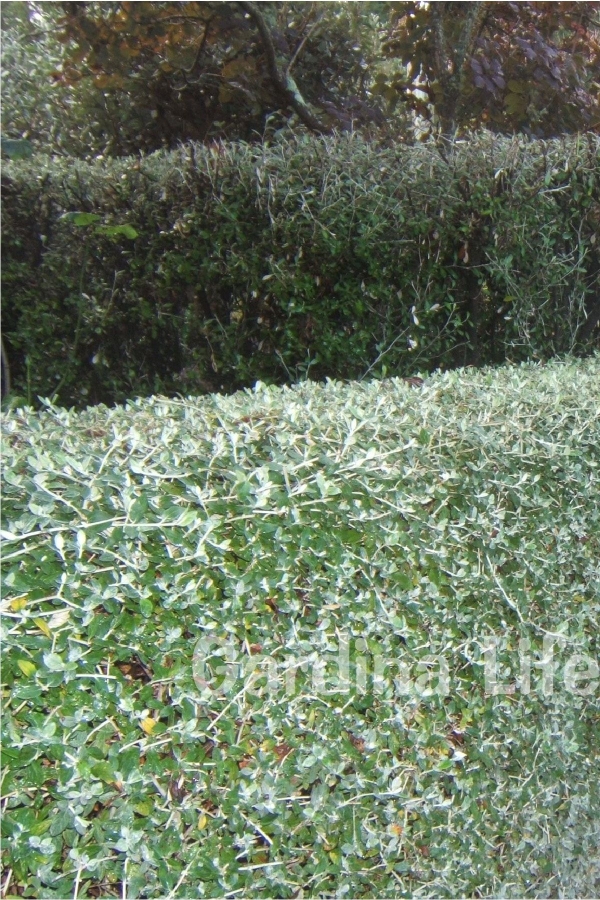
xmin=1 ymin=336 xmax=11 ymax=400
xmin=286 ymin=12 xmax=325 ymax=76
xmin=575 ymin=293 xmax=600 ymax=347
xmin=455 ymin=2 xmax=490 ymax=119
xmin=237 ymin=0 xmax=330 ymax=134
xmin=430 ymin=3 xmax=449 ymax=83
xmin=179 ymin=20 xmax=211 ymax=76
xmin=432 ymin=2 xmax=490 ymax=137
xmin=455 ymin=1 xmax=488 ymax=74
xmin=237 ymin=1 xmax=279 ymax=81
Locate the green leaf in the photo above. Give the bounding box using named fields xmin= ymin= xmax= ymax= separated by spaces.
xmin=129 ymin=493 xmax=148 ymax=522
xmin=90 ymin=761 xmax=116 ymax=783
xmin=140 ymin=597 xmax=153 ymax=618
xmin=62 ymin=212 xmax=102 ymax=227
xmin=97 ymin=224 xmax=139 ymax=240
xmin=504 ymin=93 xmax=528 ymax=116
xmin=1 ymin=137 xmax=34 ymax=159
xmin=42 ymin=652 xmax=66 ymax=671
xmin=30 ymin=816 xmax=53 ymax=837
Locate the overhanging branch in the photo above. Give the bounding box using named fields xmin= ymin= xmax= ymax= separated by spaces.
xmin=237 ymin=0 xmax=330 ymax=134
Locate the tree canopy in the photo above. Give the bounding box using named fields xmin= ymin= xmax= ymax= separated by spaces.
xmin=2 ymin=0 xmax=599 ymax=157
xmin=378 ymin=1 xmax=600 ymax=137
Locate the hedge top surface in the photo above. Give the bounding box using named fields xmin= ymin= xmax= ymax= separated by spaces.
xmin=1 ymin=355 xmax=599 ymax=898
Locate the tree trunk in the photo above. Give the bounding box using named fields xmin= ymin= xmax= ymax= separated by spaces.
xmin=431 ymin=2 xmax=490 ymax=138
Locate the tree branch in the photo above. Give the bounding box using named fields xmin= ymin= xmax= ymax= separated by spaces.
xmin=1 ymin=336 xmax=11 ymax=400
xmin=430 ymin=3 xmax=449 ymax=82
xmin=286 ymin=11 xmax=325 ymax=76
xmin=432 ymin=1 xmax=490 ymax=137
xmin=237 ymin=0 xmax=330 ymax=134
xmin=455 ymin=1 xmax=488 ymax=74
xmin=455 ymin=2 xmax=490 ymax=122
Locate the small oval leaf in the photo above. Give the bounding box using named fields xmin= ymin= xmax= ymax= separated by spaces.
xmin=17 ymin=659 xmax=37 ymax=677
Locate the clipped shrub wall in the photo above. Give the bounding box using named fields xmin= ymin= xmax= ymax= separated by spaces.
xmin=2 ymin=132 xmax=599 ymax=408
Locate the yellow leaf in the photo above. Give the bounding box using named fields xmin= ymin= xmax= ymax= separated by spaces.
xmin=459 ymin=711 xmax=473 ymax=729
xmin=140 ymin=717 xmax=157 ymax=734
xmin=33 ymin=617 xmax=52 ymax=638
xmin=10 ymin=595 xmax=28 ymax=612
xmin=133 ymin=801 xmax=152 ymax=816
xmin=134 ymin=801 xmax=152 ymax=816
xmin=17 ymin=660 xmax=37 ymax=677
xmin=198 ymin=813 xmax=208 ymax=830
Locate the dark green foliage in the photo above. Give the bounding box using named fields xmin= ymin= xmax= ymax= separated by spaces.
xmin=2 ymin=132 xmax=599 ymax=409
xmin=1 ymin=137 xmax=34 ymax=159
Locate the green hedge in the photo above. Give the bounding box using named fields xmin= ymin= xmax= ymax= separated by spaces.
xmin=2 ymin=132 xmax=599 ymax=408
xmin=2 ymin=356 xmax=600 ymax=898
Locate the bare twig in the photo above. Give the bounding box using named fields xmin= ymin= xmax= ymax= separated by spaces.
xmin=286 ymin=12 xmax=325 ymax=76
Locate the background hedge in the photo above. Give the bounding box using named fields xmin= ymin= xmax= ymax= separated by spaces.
xmin=2 ymin=132 xmax=599 ymax=408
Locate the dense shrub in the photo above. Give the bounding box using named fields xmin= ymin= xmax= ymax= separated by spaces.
xmin=2 ymin=357 xmax=600 ymax=897
xmin=2 ymin=132 xmax=599 ymax=408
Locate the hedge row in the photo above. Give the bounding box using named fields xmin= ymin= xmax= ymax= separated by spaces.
xmin=2 ymin=356 xmax=600 ymax=897
xmin=2 ymin=132 xmax=599 ymax=408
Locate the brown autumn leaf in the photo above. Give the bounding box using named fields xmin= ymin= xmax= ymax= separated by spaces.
xmin=274 ymin=743 xmax=293 ymax=762
xmin=115 ymin=656 xmax=152 ymax=683
xmin=349 ymin=733 xmax=366 ymax=753
xmin=265 ymin=597 xmax=279 ymax=617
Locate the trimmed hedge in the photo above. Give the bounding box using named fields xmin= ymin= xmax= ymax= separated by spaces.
xmin=2 ymin=355 xmax=600 ymax=898
xmin=2 ymin=132 xmax=599 ymax=408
